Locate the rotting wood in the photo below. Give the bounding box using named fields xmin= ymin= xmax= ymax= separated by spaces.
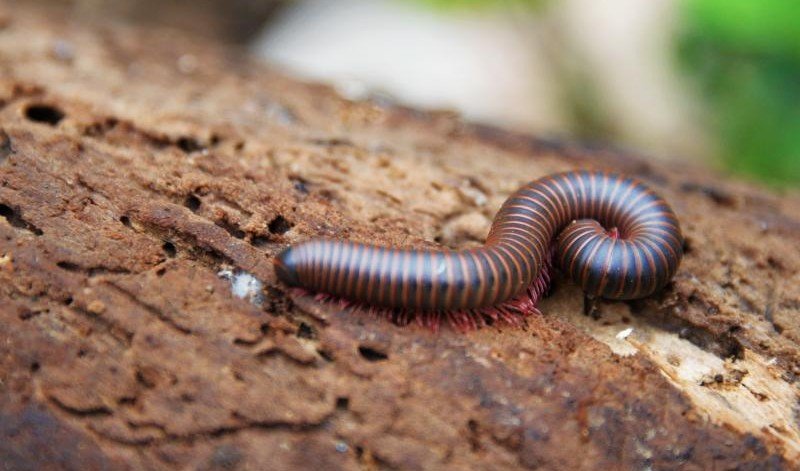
xmin=1 ymin=2 xmax=799 ymax=469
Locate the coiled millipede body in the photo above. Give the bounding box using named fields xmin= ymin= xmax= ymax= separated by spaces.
xmin=275 ymin=170 xmax=683 ymax=327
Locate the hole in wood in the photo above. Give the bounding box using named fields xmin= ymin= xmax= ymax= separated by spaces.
xmin=184 ymin=195 xmax=201 ymax=212
xmin=268 ymin=215 xmax=292 ymax=235
xmin=24 ymin=104 xmax=65 ymax=125
xmin=162 ymin=241 xmax=177 ymax=258
xmin=358 ymin=345 xmax=388 ymax=362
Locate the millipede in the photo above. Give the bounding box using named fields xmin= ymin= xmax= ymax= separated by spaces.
xmin=274 ymin=170 xmax=683 ymax=330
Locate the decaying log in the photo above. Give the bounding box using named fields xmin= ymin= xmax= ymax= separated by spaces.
xmin=1 ymin=3 xmax=799 ymax=470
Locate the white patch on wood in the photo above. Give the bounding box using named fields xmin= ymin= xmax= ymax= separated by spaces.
xmin=217 ymin=268 xmax=264 ymax=306
xmin=615 ymin=327 xmax=634 ymax=340
xmin=549 ymin=292 xmax=800 ymax=462
xmin=631 ymin=334 xmax=800 ymax=462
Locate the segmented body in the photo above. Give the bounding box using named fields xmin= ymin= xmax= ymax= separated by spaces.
xmin=274 ymin=170 xmax=683 ymax=312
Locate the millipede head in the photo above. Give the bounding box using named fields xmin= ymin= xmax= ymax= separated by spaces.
xmin=274 ymin=247 xmax=301 ymax=287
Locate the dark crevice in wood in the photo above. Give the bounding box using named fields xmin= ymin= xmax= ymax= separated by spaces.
xmin=0 ymin=203 xmax=44 ymax=235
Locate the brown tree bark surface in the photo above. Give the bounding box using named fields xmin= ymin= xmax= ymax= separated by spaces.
xmin=2 ymin=3 xmax=800 ymax=470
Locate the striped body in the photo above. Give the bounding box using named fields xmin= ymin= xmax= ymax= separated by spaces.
xmin=274 ymin=171 xmax=683 ymax=311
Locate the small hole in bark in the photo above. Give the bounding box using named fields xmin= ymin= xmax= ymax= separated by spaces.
xmin=336 ymin=397 xmax=349 ymax=410
xmin=162 ymin=241 xmax=176 ymax=258
xmin=119 ymin=215 xmax=131 ymax=227
xmin=24 ymin=104 xmax=65 ymax=125
xmin=0 ymin=204 xmax=13 ymax=219
xmin=317 ymin=348 xmax=334 ymax=362
xmin=724 ymin=340 xmax=744 ymax=360
xmin=358 ymin=345 xmax=388 ymax=362
xmin=467 ymin=419 xmax=482 ymax=451
xmin=64 ymin=296 xmax=73 ymax=305
xmin=268 ymin=215 xmax=292 ymax=235
xmin=176 ymin=136 xmax=204 ymax=153
xmin=184 ymin=195 xmax=201 ymax=212
xmin=180 ymin=393 xmax=195 ymax=403
xmin=30 ymin=362 xmax=40 ymax=372
xmin=118 ymin=397 xmax=136 ymax=406
xmin=156 ymin=267 xmax=166 ymax=277
xmin=77 ymin=348 xmax=88 ymax=358
xmin=57 ymin=261 xmax=80 ymax=272
xmin=296 ymin=322 xmax=315 ymax=339
xmin=251 ymin=235 xmax=270 ymax=248
xmin=217 ymin=220 xmax=245 ymax=239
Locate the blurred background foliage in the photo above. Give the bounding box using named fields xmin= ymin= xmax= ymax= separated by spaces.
xmin=412 ymin=0 xmax=800 ymax=187
xmin=57 ymin=0 xmax=800 ymax=187
xmin=677 ymin=0 xmax=800 ymax=186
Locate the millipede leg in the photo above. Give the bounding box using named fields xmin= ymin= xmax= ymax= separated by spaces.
xmin=583 ymin=294 xmax=600 ymax=320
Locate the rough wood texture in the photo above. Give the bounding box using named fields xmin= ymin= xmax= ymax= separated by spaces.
xmin=2 ymin=3 xmax=799 ymax=470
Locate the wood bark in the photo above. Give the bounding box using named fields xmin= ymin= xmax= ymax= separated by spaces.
xmin=1 ymin=3 xmax=799 ymax=470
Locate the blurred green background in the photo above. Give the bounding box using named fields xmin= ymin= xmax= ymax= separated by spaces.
xmin=677 ymin=0 xmax=800 ymax=186
xmin=414 ymin=0 xmax=800 ymax=187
